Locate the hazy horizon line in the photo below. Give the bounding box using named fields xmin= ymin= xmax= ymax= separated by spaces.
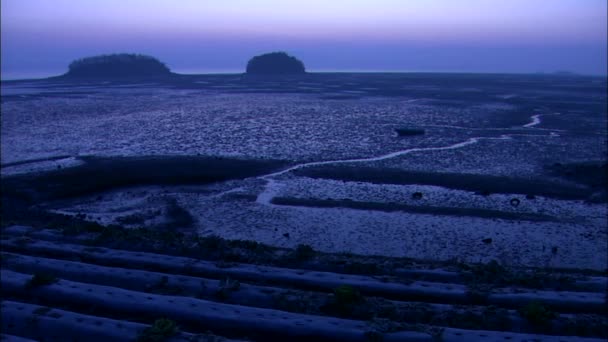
xmin=3 ymin=68 xmax=607 ymax=82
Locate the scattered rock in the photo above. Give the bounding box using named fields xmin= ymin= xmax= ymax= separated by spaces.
xmin=510 ymin=198 xmax=520 ymax=207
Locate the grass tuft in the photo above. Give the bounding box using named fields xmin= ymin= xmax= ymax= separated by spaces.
xmin=215 ymin=277 xmax=241 ymax=300
xmin=137 ymin=318 xmax=179 ymax=342
xmin=322 ymin=285 xmax=366 ymax=317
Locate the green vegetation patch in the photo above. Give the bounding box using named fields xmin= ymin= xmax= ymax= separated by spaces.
xmin=271 ymin=196 xmax=558 ymax=222
xmin=33 ymin=306 xmax=53 ymax=315
xmin=1 ymin=155 xmax=288 ymax=202
xmin=26 ymin=273 xmax=58 ymax=288
xmin=518 ymin=301 xmax=556 ymax=326
xmin=294 ymin=165 xmax=592 ymax=200
xmin=461 ymin=260 xmax=575 ymax=290
xmin=215 ymin=277 xmax=241 ymax=301
xmin=137 ymin=318 xmax=179 ymax=342
xmin=322 ymin=285 xmax=367 ymax=317
xmin=293 ymin=244 xmax=316 ymax=261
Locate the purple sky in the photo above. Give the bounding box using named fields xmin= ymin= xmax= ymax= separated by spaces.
xmin=1 ymin=0 xmax=606 ymax=79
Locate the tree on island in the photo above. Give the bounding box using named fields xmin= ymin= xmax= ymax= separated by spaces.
xmin=246 ymin=52 xmax=306 ymax=75
xmin=64 ymin=53 xmax=172 ymax=78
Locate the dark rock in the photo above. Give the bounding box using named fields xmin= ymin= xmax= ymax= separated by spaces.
xmin=395 ymin=128 xmax=426 ymax=137
xmin=476 ymin=190 xmax=491 ymax=197
xmin=525 ymin=194 xmax=536 ymax=200
xmin=411 ymin=192 xmax=423 ymax=200
xmin=283 ymin=233 xmax=290 ymax=238
xmin=510 ymin=198 xmax=520 ymax=207
xmin=482 ymin=238 xmax=493 ymax=244
xmin=246 ymin=52 xmax=306 ymax=75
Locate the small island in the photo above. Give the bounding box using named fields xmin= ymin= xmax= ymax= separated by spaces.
xmin=246 ymin=52 xmax=306 ymax=75
xmin=63 ymin=53 xmax=172 ymax=79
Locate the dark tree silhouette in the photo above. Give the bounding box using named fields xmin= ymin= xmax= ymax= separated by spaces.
xmin=64 ymin=53 xmax=171 ymax=78
xmin=246 ymin=52 xmax=306 ymax=75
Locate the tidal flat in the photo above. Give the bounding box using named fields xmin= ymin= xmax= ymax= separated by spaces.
xmin=1 ymin=73 xmax=607 ymax=341
xmin=3 ymin=73 xmax=605 ymax=270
